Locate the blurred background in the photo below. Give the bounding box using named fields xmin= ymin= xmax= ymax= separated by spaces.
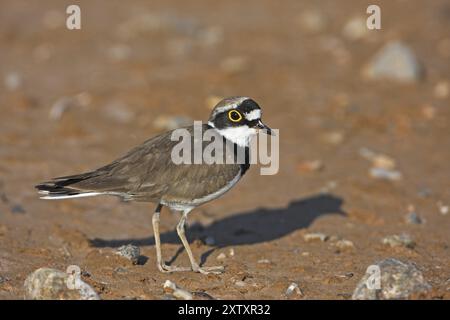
xmin=0 ymin=0 xmax=449 ymax=299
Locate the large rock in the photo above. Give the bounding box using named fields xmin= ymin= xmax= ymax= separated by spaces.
xmin=24 ymin=267 xmax=99 ymax=300
xmin=352 ymin=258 xmax=431 ymax=299
xmin=364 ymin=41 xmax=423 ymax=82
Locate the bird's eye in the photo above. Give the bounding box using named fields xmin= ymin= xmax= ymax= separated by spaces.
xmin=228 ymin=110 xmax=242 ymax=122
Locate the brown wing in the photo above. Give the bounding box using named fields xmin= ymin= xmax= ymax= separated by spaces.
xmin=62 ymin=124 xmax=243 ymax=202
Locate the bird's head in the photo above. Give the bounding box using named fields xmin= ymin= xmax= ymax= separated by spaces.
xmin=207 ymin=97 xmax=273 ymax=147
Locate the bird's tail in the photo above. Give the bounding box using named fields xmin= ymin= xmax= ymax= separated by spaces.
xmin=35 ymin=172 xmax=101 ymax=200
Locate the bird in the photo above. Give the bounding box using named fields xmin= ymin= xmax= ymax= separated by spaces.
xmin=35 ymin=96 xmax=273 ymax=274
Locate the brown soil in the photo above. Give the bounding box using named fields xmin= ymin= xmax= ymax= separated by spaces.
xmin=0 ymin=0 xmax=449 ymax=299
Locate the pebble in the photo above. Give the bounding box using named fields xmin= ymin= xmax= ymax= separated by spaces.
xmin=405 ymin=211 xmax=423 ymax=225
xmin=49 ymin=93 xmax=91 ymax=120
xmin=24 ymin=267 xmax=99 ymax=300
xmin=103 ymin=101 xmax=135 ymax=124
xmin=107 ymin=44 xmax=132 ymax=62
xmin=257 ymin=259 xmax=271 ymax=264
xmin=234 ymin=280 xmax=246 ymax=287
xmin=285 ymin=282 xmax=303 ymax=296
xmin=220 ymin=56 xmax=248 ymax=75
xmin=298 ymin=10 xmax=327 ymax=33
xmin=369 ymin=167 xmax=402 ymax=181
xmin=335 ymin=239 xmax=355 ymax=251
xmin=4 ymin=72 xmax=22 ymax=91
xmin=434 ymin=81 xmax=449 ymax=99
xmin=163 ymin=280 xmax=193 ymax=300
xmin=11 ymin=204 xmax=26 ymax=214
xmin=153 ymin=115 xmax=193 ymax=131
xmin=352 ymin=258 xmax=431 ymax=299
xmin=216 ymin=253 xmax=226 ymax=261
xmin=115 ymin=244 xmax=140 ymax=264
xmin=364 ymin=41 xmax=423 ymax=82
xmin=359 ymin=148 xmax=396 ymax=169
xmin=437 ymin=202 xmax=448 ymax=215
xmin=197 ymin=26 xmax=223 ymax=48
xmin=382 ymin=234 xmax=416 ymax=249
xmin=303 ymin=232 xmax=328 ymax=242
xmin=320 ymin=131 xmax=344 ymax=145
xmin=228 ymin=248 xmax=235 ymax=257
xmin=297 ymin=160 xmax=324 ymax=173
xmin=342 ymin=17 xmax=368 ymax=41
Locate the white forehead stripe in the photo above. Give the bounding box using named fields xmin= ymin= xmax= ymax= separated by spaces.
xmin=211 ymin=97 xmax=249 ymax=118
xmin=245 ymin=109 xmax=261 ymax=121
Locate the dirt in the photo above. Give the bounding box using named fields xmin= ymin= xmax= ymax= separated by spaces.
xmin=0 ymin=0 xmax=449 ymax=299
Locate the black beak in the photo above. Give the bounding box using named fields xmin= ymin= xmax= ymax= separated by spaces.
xmin=255 ymin=120 xmax=275 ymax=136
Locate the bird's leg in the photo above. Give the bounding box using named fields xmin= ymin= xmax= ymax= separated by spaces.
xmin=152 ymin=203 xmax=190 ymax=272
xmin=176 ymin=209 xmax=224 ymax=275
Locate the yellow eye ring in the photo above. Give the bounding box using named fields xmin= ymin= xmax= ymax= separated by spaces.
xmin=228 ymin=110 xmax=243 ymax=122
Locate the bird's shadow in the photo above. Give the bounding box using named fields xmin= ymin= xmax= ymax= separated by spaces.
xmin=91 ymin=194 xmax=345 ymax=265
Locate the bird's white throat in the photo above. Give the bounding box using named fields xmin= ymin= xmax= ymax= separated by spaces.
xmin=208 ymin=122 xmax=257 ymax=147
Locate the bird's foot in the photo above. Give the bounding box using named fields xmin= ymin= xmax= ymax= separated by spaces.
xmin=192 ymin=264 xmax=225 ymax=275
xmin=158 ymin=263 xmax=191 ymax=273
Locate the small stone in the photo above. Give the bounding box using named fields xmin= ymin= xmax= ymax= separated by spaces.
xmin=303 ymin=232 xmax=328 ymax=242
xmin=321 ymin=131 xmax=344 ymax=145
xmin=285 ymin=282 xmax=303 ymax=296
xmin=335 ymin=239 xmax=355 ymax=251
xmin=438 ymin=202 xmax=448 ymax=215
xmin=163 ymin=280 xmax=193 ymax=300
xmin=421 ymin=104 xmax=436 ymax=120
xmin=405 ymin=212 xmax=423 ymax=225
xmin=216 ymin=253 xmax=226 ymax=261
xmin=197 ymin=26 xmax=223 ymax=47
xmin=364 ymin=41 xmax=423 ymax=82
xmin=4 ymin=72 xmax=22 ymax=91
xmin=33 ymin=43 xmax=53 ymax=62
xmin=11 ymin=204 xmax=26 ymax=214
xmin=382 ymin=234 xmax=416 ymax=249
xmin=234 ymin=280 xmax=246 ymax=287
xmin=342 ymin=17 xmax=368 ymax=41
xmin=228 ymin=248 xmax=235 ymax=257
xmin=434 ymin=81 xmax=449 ymax=99
xmin=220 ymin=56 xmax=248 ymax=75
xmin=369 ymin=168 xmax=402 ymax=181
xmin=107 ymin=44 xmax=132 ymax=62
xmin=352 ymin=258 xmax=431 ymax=299
xmin=297 ymin=160 xmax=324 ymax=173
xmin=359 ymin=148 xmax=396 ymax=169
xmin=103 ymin=101 xmax=135 ymax=124
xmin=24 ymin=267 xmax=99 ymax=300
xmin=49 ymin=95 xmax=90 ymax=120
xmin=153 ymin=115 xmax=193 ymax=131
xmin=257 ymin=259 xmax=271 ymax=264
xmin=115 ymin=244 xmax=140 ymax=264
xmin=298 ymin=10 xmax=327 ymax=33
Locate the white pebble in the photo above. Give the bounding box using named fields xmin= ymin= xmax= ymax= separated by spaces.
xmin=286 ymin=282 xmax=303 ymax=296
xmin=216 ymin=253 xmax=226 ymax=260
xmin=163 ymin=280 xmax=193 ymax=300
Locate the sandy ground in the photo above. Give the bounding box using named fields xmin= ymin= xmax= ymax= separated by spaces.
xmin=0 ymin=0 xmax=449 ymax=299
